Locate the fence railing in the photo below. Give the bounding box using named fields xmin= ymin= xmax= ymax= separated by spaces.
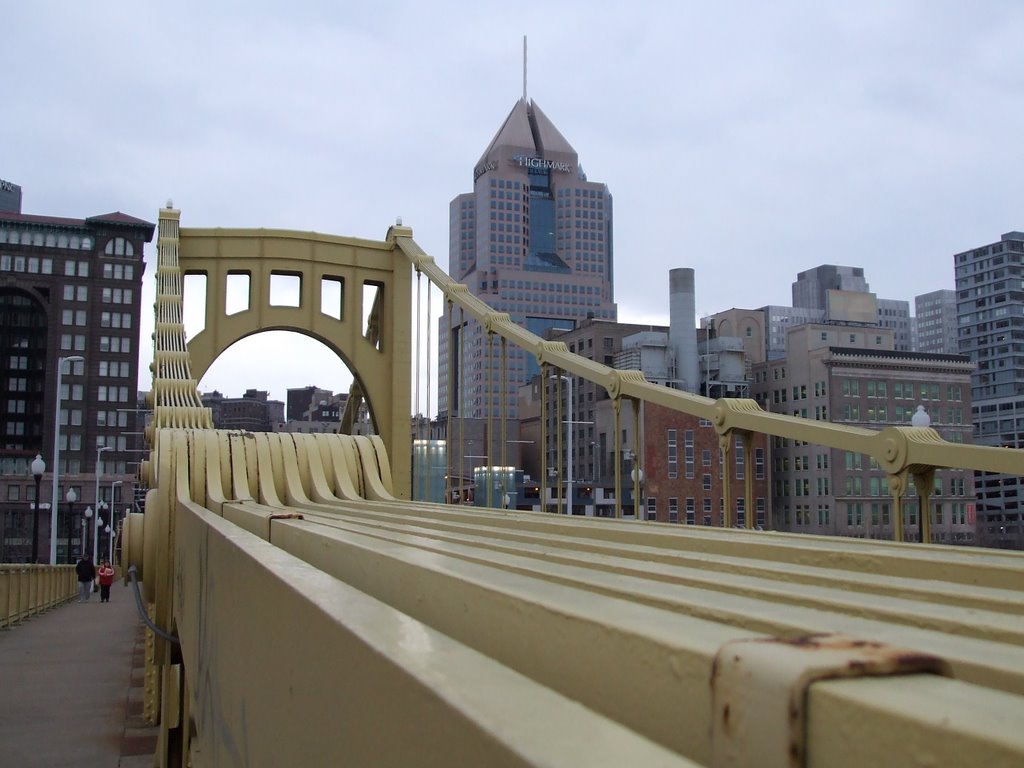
xmin=0 ymin=564 xmax=77 ymax=629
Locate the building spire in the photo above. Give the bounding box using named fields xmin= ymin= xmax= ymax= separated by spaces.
xmin=523 ymin=35 xmax=527 ymax=101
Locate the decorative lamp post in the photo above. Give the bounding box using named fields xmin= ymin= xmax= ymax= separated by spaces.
xmin=104 ymin=480 xmax=122 ymax=562
xmin=911 ymin=406 xmax=933 ymax=543
xmin=49 ymin=354 xmax=84 ymax=564
xmin=93 ymin=445 xmax=112 ymax=560
xmin=95 ymin=500 xmax=107 ymax=562
xmin=109 ymin=507 xmax=128 ymax=565
xmin=549 ymin=374 xmax=573 ymax=515
xmin=631 ymin=466 xmax=644 ymax=520
xmin=911 ymin=405 xmax=931 ymax=428
xmin=30 ymin=454 xmax=45 ymax=563
xmin=66 ymin=487 xmax=78 ymax=562
xmin=84 ymin=506 xmax=93 ymax=559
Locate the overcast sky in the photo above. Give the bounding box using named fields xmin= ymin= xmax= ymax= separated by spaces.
xmin=5 ymin=2 xmax=1023 ymax=411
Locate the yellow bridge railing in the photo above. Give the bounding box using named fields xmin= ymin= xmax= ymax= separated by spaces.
xmin=394 ymin=231 xmax=1023 ymax=538
xmin=124 ymin=210 xmax=1024 ymax=767
xmin=0 ymin=565 xmax=77 ymax=628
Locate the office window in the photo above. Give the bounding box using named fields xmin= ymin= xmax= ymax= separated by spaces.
xmin=667 ymin=429 xmax=678 ymax=479
xmin=684 ymin=430 xmax=695 ymax=479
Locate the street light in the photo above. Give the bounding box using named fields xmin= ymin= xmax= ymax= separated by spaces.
xmin=66 ymin=487 xmax=78 ymax=562
xmin=49 ymin=354 xmax=84 ymax=564
xmin=911 ymin=405 xmax=932 ymax=544
xmin=911 ymin=405 xmax=931 ymax=428
xmin=30 ymin=455 xmax=45 ymax=563
xmin=106 ymin=481 xmax=122 ymax=561
xmin=93 ymin=445 xmax=113 ymax=560
xmin=631 ymin=466 xmax=645 ymax=520
xmin=550 ymin=374 xmax=573 ymax=515
xmin=83 ymin=505 xmax=93 ymax=558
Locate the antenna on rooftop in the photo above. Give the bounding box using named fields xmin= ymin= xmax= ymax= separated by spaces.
xmin=523 ymin=35 xmax=527 ymax=101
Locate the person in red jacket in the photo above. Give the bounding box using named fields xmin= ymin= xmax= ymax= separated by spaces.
xmin=97 ymin=559 xmax=116 ymax=603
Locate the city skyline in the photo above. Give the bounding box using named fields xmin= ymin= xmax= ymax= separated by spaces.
xmin=5 ymin=3 xmax=1023 ymax=404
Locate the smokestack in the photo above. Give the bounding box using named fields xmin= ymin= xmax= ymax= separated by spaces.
xmin=669 ymin=268 xmax=699 ymax=393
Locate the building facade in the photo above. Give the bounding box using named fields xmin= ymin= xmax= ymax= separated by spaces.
xmin=752 ymin=323 xmax=976 ymax=543
xmin=0 ymin=194 xmax=153 ymax=562
xmin=954 ymin=231 xmax=1024 ymax=549
xmin=202 ymin=389 xmax=284 ymax=432
xmin=915 ymin=289 xmax=958 ymax=354
xmin=518 ymin=294 xmax=768 ymax=524
xmin=439 ymin=98 xmax=617 ymax=423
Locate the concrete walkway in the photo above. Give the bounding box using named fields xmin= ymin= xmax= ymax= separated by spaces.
xmin=0 ymin=580 xmax=157 ymax=767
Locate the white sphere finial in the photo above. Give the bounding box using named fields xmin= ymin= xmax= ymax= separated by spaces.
xmin=166 ymin=198 xmax=174 ymax=209
xmin=911 ymin=405 xmax=931 ymax=428
xmin=396 ymin=216 xmax=403 ymax=226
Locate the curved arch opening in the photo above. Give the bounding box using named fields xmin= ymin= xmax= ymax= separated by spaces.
xmin=197 ymin=330 xmax=370 ymax=433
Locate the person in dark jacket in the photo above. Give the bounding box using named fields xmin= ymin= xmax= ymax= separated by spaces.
xmin=75 ymin=554 xmax=96 ymax=603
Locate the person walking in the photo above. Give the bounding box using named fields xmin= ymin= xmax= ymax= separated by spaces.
xmin=75 ymin=554 xmax=96 ymax=603
xmin=97 ymin=559 xmax=115 ymax=603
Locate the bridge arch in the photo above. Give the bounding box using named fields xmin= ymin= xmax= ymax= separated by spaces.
xmin=176 ymin=225 xmax=412 ymax=497
xmin=197 ymin=326 xmax=380 ymax=425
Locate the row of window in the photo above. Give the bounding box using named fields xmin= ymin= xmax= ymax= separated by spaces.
xmin=5 ymin=464 xmax=132 ymax=497
xmin=836 ymin=404 xmax=963 ymax=423
xmin=0 ymin=229 xmax=93 ymax=249
xmin=62 ymin=303 xmax=136 ymax=323
xmin=665 ymin=429 xmax=765 ymax=481
xmin=60 ymin=335 xmax=132 ymax=356
xmin=658 ymin=496 xmax=767 ymax=526
xmin=98 ymin=361 xmax=131 ymax=378
xmin=777 ymin=501 xmax=971 ymax=528
xmin=59 ymin=283 xmax=136 ymax=304
xmin=775 ymin=454 xmax=831 ymax=472
xmin=0 ymin=254 xmax=54 ymax=273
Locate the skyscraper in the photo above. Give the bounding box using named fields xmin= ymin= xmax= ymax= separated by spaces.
xmin=915 ymin=289 xmax=958 ymax=354
xmin=954 ymin=231 xmax=1024 ymax=549
xmin=0 ymin=188 xmax=153 ymax=561
xmin=439 ymin=98 xmax=616 ymax=421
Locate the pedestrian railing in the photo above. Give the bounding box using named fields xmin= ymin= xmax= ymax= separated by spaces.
xmin=0 ymin=565 xmax=77 ymax=629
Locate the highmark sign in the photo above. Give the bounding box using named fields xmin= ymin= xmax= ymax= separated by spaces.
xmin=474 ymin=155 xmax=575 ymax=181
xmin=512 ymin=155 xmax=573 ymax=173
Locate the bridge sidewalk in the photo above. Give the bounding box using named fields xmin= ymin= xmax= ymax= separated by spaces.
xmin=0 ymin=580 xmax=158 ymax=767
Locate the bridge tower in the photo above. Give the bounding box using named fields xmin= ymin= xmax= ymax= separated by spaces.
xmin=162 ymin=207 xmax=413 ymax=497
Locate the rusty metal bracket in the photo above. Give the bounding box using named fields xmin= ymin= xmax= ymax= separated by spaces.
xmin=710 ymin=633 xmax=950 ymax=768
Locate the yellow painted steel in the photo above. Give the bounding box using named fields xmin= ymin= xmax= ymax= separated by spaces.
xmin=130 ymin=208 xmax=1024 ymax=767
xmin=150 ymin=207 xmax=412 ymax=498
xmin=125 ymin=425 xmax=1024 ymax=767
xmin=0 ymin=565 xmax=76 ymax=627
